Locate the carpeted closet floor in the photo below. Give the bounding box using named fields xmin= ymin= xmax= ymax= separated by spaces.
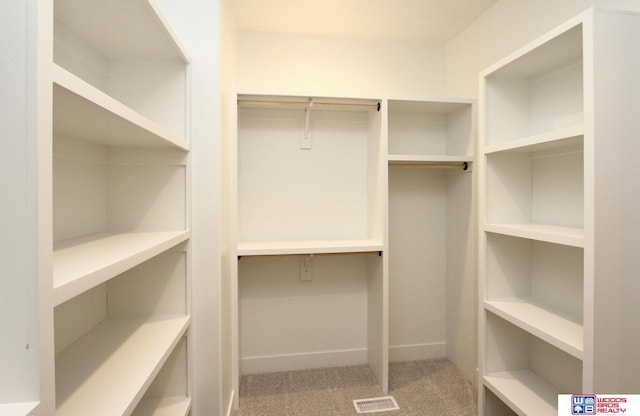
xmin=232 ymin=358 xmax=477 ymax=416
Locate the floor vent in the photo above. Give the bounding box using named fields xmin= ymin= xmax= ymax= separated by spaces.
xmin=353 ymin=396 xmax=400 ymax=413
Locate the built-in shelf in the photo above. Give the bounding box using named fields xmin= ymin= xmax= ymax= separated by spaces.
xmin=387 ymin=99 xmax=473 ymax=158
xmin=0 ymin=402 xmax=39 ymax=416
xmin=55 ymin=315 xmax=190 ymax=416
xmin=133 ymin=397 xmax=192 ymax=416
xmin=480 ymin=16 xmax=591 ymax=415
xmin=53 ymin=65 xmax=189 ymax=150
xmin=484 ymin=298 xmax=583 ymax=359
xmin=53 ymin=231 xmax=190 ymax=306
xmin=483 ymin=126 xmax=583 ymax=155
xmin=484 ymin=224 xmax=584 ymax=247
xmin=54 ymin=0 xmax=189 ymax=62
xmin=484 ymin=370 xmax=559 ymax=416
xmin=237 ymin=239 xmax=383 ymax=257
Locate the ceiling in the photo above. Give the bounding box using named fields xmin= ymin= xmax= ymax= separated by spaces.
xmin=233 ymin=0 xmax=498 ymax=43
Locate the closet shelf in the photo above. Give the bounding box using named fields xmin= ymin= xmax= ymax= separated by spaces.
xmin=237 ymin=239 xmax=384 ymax=257
xmin=483 ymin=125 xmax=584 ymax=154
xmin=0 ymin=402 xmax=39 ymax=416
xmin=53 ymin=65 xmax=189 ymax=150
xmin=55 ymin=315 xmax=190 ymax=416
xmin=484 ymin=298 xmax=583 ymax=359
xmin=133 ymin=397 xmax=191 ymax=416
xmin=484 ymin=224 xmax=584 ymax=247
xmin=54 ymin=0 xmax=188 ymax=62
xmin=483 ymin=370 xmax=559 ymax=416
xmin=53 ymin=231 xmax=190 ymax=306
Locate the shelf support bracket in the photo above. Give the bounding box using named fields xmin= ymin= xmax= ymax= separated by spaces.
xmin=301 ymin=98 xmax=313 ymax=150
xmin=299 ymin=254 xmax=313 ymax=282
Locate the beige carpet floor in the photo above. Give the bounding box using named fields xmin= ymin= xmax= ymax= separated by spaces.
xmin=233 ymin=358 xmax=477 ymax=415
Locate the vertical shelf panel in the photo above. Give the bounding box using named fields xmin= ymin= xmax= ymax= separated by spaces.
xmin=1 ymin=0 xmax=44 ymax=409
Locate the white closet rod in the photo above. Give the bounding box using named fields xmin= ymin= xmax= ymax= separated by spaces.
xmin=238 ymin=99 xmax=380 ymax=112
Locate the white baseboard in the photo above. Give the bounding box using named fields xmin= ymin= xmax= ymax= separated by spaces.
xmin=241 ymin=348 xmax=368 ymax=375
xmin=240 ymin=343 xmax=446 ymax=375
xmin=389 ymin=342 xmax=447 ymax=362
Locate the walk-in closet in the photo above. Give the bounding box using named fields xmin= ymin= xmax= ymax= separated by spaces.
xmin=3 ymin=1 xmax=640 ymax=416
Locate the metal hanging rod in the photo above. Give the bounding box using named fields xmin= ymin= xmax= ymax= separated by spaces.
xmin=238 ymin=98 xmax=381 ymax=112
xmin=389 ymin=161 xmax=469 ymax=171
xmin=238 ymin=250 xmax=382 ymax=261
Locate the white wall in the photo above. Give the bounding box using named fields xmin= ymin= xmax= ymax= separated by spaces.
xmin=237 ymin=31 xmax=446 ymax=98
xmin=445 ymin=0 xmax=640 ymax=98
xmin=155 ymin=1 xmax=222 ymax=415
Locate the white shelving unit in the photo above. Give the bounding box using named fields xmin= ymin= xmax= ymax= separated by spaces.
xmin=42 ymin=0 xmax=193 ymax=414
xmin=386 ymin=99 xmax=476 ymax=374
xmin=231 ymin=93 xmax=387 ymax=402
xmin=479 ymin=8 xmax=640 ymax=415
xmin=228 ymin=94 xmax=478 ymax=411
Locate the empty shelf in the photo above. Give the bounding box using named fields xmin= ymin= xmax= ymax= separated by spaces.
xmin=484 ymin=370 xmax=559 ymax=416
xmin=483 ymin=125 xmax=584 ymax=154
xmin=53 ymin=231 xmax=190 ymax=306
xmin=53 ymin=65 xmax=189 ymax=150
xmin=484 ymin=298 xmax=583 ymax=359
xmin=484 ymin=224 xmax=584 ymax=247
xmin=56 ymin=315 xmax=190 ymax=416
xmin=237 ymin=239 xmax=383 ymax=257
